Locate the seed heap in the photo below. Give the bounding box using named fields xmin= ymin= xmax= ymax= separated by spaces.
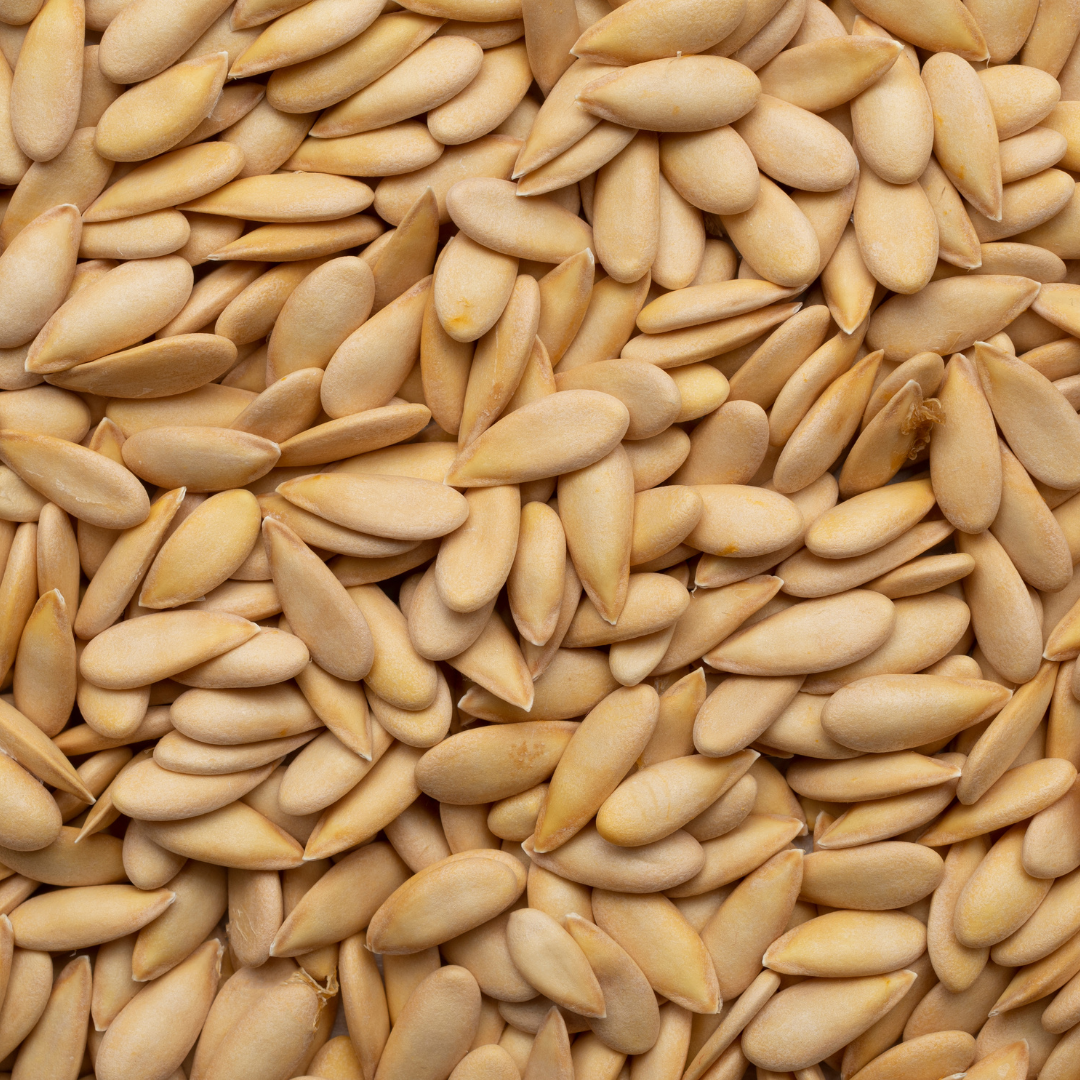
xmin=4 ymin=0 xmax=1080 ymax=1078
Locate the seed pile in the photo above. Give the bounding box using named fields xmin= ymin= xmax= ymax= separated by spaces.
xmin=4 ymin=0 xmax=1080 ymax=1078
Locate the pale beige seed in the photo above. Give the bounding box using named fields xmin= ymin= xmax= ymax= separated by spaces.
xmin=9 ymin=883 xmax=175 ymax=950
xmin=598 ymin=750 xmax=756 ymax=848
xmin=507 ymin=500 xmax=566 ymax=647
xmin=0 ymin=751 xmax=61 ymax=851
xmin=448 ymin=178 xmax=593 ymax=264
xmin=505 ymin=908 xmax=606 ymax=1018
xmin=457 ymin=274 xmax=540 ymax=445
xmin=806 ymin=477 xmax=936 ymax=560
xmin=754 ymin=32 xmax=898 ymax=112
xmin=868 ymin=276 xmax=1039 ymax=361
xmin=849 ymin=26 xmax=933 ymax=184
xmin=976 ymin=339 xmax=1080 ymax=490
xmin=920 ymin=757 xmax=1078 ymax=847
xmin=278 ymin=728 xmax=382 ymax=815
xmin=788 ymin=751 xmax=962 ymax=804
xmin=853 ymin=163 xmax=938 ymax=295
xmin=579 ymin=55 xmax=759 ymax=132
xmin=264 ymin=257 xmax=372 ymax=381
xmin=0 ymin=947 xmax=52 ymax=1060
xmin=367 ymin=851 xmax=525 ymax=955
xmin=769 ymin=325 xmax=870 ymax=449
xmin=820 ymin=671 xmax=1005 ymax=754
xmin=217 ymin=260 xmax=326 ymax=346
xmin=80 ymin=609 xmax=258 ymax=689
xmin=531 ymin=683 xmax=657 ymax=853
xmin=434 ymin=233 xmax=518 ymax=345
xmin=122 ymin=424 xmax=280 ymax=492
xmin=416 ymin=721 xmax=578 ymax=807
xmin=144 ymin=802 xmax=304 ymax=871
xmin=10 ymin=954 xmax=91 ymax=1080
xmin=12 ymin=588 xmax=75 ymax=736
xmin=556 ymin=361 xmax=680 ymax=442
xmin=318 ymin=274 xmax=428 ymax=417
xmin=372 ymin=965 xmax=481 ymax=1080
xmin=564 ymin=572 xmax=689 ymax=647
xmin=277 ymin=400 xmax=427 ymax=467
xmin=707 ymin=589 xmax=895 ymax=676
xmin=427 ymin=40 xmax=531 ymax=146
xmin=925 ymin=352 xmax=1002 ymax=534
xmin=47 ymin=335 xmax=237 ymax=400
xmin=765 ymin=909 xmax=926 ymax=979
xmin=9 ymin=0 xmax=83 ymax=163
xmin=1023 ymin=778 xmax=1080 ymax=879
xmin=591 ymin=890 xmax=719 ymax=1014
xmin=448 ymin=388 xmax=629 ymax=488
xmin=26 ymin=255 xmax=195 ymax=374
xmin=96 ymin=939 xmax=221 ymax=1080
xmin=303 ymin=741 xmax=424 ymax=860
xmin=85 ymin=143 xmax=246 ymax=224
xmin=688 ymin=484 xmax=802 ymax=558
xmin=954 ymin=824 xmax=1051 ymax=950
xmin=573 ymin=0 xmax=744 ymax=63
xmin=311 ymin=35 xmax=483 ymax=139
xmin=0 ymin=203 xmax=80 ymax=350
xmin=591 ymin=131 xmax=659 ymax=284
xmin=958 ymin=660 xmax=1058 ymax=805
xmin=129 ymin=859 xmax=227 ymax=982
xmin=772 ymin=348 xmax=882 ymax=493
xmin=139 ymin=488 xmax=259 ymax=609
xmin=262 ymin=518 xmax=373 ymax=682
xmin=228 ymin=0 xmax=381 ymax=76
xmin=95 ymin=51 xmax=228 ymax=163
xmin=188 ymin=957 xmax=300 ymax=1080
xmin=660 ymin=126 xmax=760 ymax=216
xmin=271 ymin=843 xmax=409 ymax=958
xmin=799 ymin=841 xmax=945 ymax=911
xmin=558 ymin=444 xmax=634 ymax=625
xmin=178 ymin=172 xmax=373 ymax=225
xmin=265 ymin=10 xmax=438 ymax=111
xmin=955 ymin=529 xmax=1042 ymax=685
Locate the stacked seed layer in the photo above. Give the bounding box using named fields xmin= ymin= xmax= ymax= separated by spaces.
xmin=2 ymin=0 xmax=1080 ymax=1078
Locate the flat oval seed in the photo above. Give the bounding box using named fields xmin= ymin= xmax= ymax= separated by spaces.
xmin=764 ymin=910 xmax=926 ymax=977
xmin=590 ymin=890 xmax=719 ymax=1014
xmin=821 ymin=675 xmax=1011 ymax=753
xmin=121 ymin=426 xmax=280 ymax=492
xmin=0 ymin=431 xmax=149 ymax=529
xmin=46 ymin=335 xmax=238 ymax=399
xmin=800 ymin=842 xmax=946 ymax=909
xmin=80 ymin=610 xmax=259 ymax=688
xmin=143 ymin=802 xmax=304 ymax=870
xmin=140 ymin=488 xmax=260 ymax=608
xmin=95 ymin=938 xmax=221 ymax=1080
xmin=741 ymin=970 xmax=918 ymax=1073
xmin=0 ymin=752 xmax=61 ymax=851
xmin=523 ymin=825 xmax=704 ymax=893
xmin=368 ymin=851 xmax=526 ymax=955
xmin=447 ymin=177 xmax=593 ymax=264
xmin=506 ymin=908 xmax=606 ymax=1017
xmin=707 ymin=590 xmax=895 ymax=675
xmin=596 ymin=750 xmax=757 ymax=847
xmin=9 ymin=884 xmax=175 ymax=950
xmin=788 ymin=752 xmax=962 ymax=802
xmin=416 ymin=721 xmax=577 ymax=804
